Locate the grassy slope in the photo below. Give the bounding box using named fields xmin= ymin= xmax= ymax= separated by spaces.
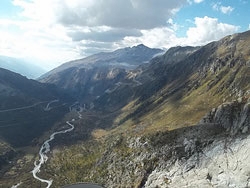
xmin=110 ymin=31 xmax=250 ymax=135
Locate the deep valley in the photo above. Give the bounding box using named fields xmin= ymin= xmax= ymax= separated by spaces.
xmin=0 ymin=31 xmax=250 ymax=188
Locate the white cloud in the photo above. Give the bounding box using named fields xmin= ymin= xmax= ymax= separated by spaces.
xmin=220 ymin=6 xmax=234 ymax=14
xmin=212 ymin=3 xmax=234 ymax=14
xmin=121 ymin=27 xmax=181 ymax=50
xmin=212 ymin=3 xmax=219 ymax=11
xmin=184 ymin=16 xmax=239 ymax=45
xmin=120 ymin=16 xmax=239 ymax=50
xmin=0 ymin=0 xmax=188 ymax=69
xmin=167 ymin=18 xmax=180 ymax=31
xmin=0 ymin=1 xmax=241 ymax=70
xmin=188 ymin=0 xmax=204 ymax=4
xmin=194 ymin=0 xmax=204 ymax=3
xmin=14 ymin=0 xmax=186 ymax=30
xmin=67 ymin=26 xmax=142 ymax=42
xmin=0 ymin=18 xmax=79 ymax=70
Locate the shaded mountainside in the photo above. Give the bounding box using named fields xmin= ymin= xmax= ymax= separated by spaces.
xmin=0 ymin=68 xmax=72 ymax=147
xmin=39 ymin=44 xmax=163 ymax=101
xmin=0 ymin=68 xmax=70 ymax=110
xmin=41 ymin=66 xmax=128 ymax=102
xmin=0 ymin=69 xmax=73 ymax=181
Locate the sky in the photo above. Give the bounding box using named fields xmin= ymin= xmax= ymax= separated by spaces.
xmin=0 ymin=0 xmax=249 ymax=70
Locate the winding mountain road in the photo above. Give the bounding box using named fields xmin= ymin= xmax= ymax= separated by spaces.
xmin=0 ymin=101 xmax=49 ymax=113
xmin=44 ymin=99 xmax=59 ymax=111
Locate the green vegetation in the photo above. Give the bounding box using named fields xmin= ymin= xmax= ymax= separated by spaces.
xmin=46 ymin=141 xmax=104 ymax=187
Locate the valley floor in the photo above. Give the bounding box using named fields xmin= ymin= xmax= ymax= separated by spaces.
xmin=1 ymin=98 xmax=249 ymax=188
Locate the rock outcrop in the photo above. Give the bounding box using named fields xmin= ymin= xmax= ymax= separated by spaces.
xmin=0 ymin=142 xmax=16 ymax=173
xmin=146 ymin=98 xmax=250 ymax=188
xmin=92 ymin=98 xmax=250 ymax=187
xmin=201 ymin=97 xmax=250 ymax=135
xmin=146 ymin=134 xmax=250 ymax=188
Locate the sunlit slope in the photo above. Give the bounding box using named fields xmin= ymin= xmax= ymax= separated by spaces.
xmin=107 ymin=30 xmax=250 ymax=134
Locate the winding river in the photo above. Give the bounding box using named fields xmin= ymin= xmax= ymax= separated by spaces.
xmin=4 ymin=100 xmax=79 ymax=188
xmin=31 ymin=101 xmax=78 ymax=188
xmin=32 ymin=120 xmax=75 ymax=187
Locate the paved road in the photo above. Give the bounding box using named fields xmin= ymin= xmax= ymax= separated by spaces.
xmin=62 ymin=183 xmax=104 ymax=188
xmin=0 ymin=101 xmax=48 ymax=113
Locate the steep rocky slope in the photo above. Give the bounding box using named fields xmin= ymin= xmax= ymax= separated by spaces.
xmin=145 ymin=98 xmax=250 ymax=188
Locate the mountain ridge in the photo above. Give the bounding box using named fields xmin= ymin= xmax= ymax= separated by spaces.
xmin=0 ymin=30 xmax=250 ymax=187
xmin=40 ymin=44 xmax=163 ymax=79
xmin=39 ymin=44 xmax=164 ymax=101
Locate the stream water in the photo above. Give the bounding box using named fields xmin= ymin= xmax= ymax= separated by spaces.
xmin=31 ymin=120 xmax=75 ymax=187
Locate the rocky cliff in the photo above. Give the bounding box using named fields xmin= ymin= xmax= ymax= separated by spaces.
xmin=144 ymin=98 xmax=250 ymax=188
xmin=101 ymin=100 xmax=249 ymax=188
xmin=201 ymin=97 xmax=250 ymax=135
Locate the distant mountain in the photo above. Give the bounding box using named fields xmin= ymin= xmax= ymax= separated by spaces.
xmin=39 ymin=44 xmax=163 ymax=101
xmin=0 ymin=56 xmax=46 ymax=78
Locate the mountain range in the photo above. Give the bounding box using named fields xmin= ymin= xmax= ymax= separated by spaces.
xmin=39 ymin=44 xmax=163 ymax=102
xmin=0 ymin=31 xmax=250 ymax=187
xmin=40 ymin=32 xmax=250 ymax=130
